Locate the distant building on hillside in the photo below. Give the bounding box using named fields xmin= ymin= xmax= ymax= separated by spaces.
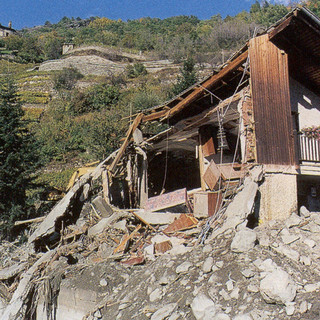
xmin=0 ymin=22 xmax=15 ymax=38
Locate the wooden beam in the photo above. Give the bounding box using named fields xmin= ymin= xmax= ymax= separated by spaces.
xmin=109 ymin=113 xmax=144 ymax=174
xmin=142 ymin=109 xmax=168 ymax=122
xmin=268 ymin=16 xmax=294 ymax=40
xmin=162 ymin=51 xmax=248 ymax=120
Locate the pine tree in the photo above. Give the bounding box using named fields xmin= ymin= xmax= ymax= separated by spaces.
xmin=0 ymin=77 xmax=39 ymax=239
xmin=172 ymin=57 xmax=197 ymax=96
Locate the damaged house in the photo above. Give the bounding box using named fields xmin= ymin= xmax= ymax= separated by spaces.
xmin=102 ymin=6 xmax=320 ymax=225
xmin=3 ymin=7 xmax=320 ymax=320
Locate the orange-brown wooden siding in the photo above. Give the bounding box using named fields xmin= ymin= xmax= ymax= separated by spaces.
xmin=249 ymin=34 xmax=296 ymax=165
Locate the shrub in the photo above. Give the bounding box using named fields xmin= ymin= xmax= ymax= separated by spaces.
xmin=52 ymin=66 xmax=83 ymax=91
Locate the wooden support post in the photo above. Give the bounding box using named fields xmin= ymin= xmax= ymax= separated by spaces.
xmin=109 ymin=113 xmax=144 ymax=174
xmin=198 ymin=135 xmax=206 ymax=191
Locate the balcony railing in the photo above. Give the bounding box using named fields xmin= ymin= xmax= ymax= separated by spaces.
xmin=299 ymin=134 xmax=320 ymax=162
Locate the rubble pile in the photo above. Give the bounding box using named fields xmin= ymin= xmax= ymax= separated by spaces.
xmin=0 ymin=166 xmax=320 ymax=319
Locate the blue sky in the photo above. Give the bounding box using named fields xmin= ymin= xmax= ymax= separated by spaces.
xmin=1 ymin=0 xmax=291 ymax=30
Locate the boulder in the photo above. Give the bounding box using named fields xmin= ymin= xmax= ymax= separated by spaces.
xmin=260 ymin=269 xmax=297 ymax=304
xmin=191 ymin=293 xmax=216 ymax=320
xmin=231 ymin=229 xmax=257 ymax=253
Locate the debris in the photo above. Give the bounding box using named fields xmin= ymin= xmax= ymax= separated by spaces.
xmin=145 ymin=188 xmax=190 ymax=213
xmin=154 ymin=240 xmax=173 ymax=254
xmin=113 ymin=224 xmax=142 ymax=254
xmin=92 ymin=195 xmax=113 ymax=218
xmin=217 ymin=163 xmax=245 ymax=180
xmin=131 ymin=211 xmax=178 ymax=225
xmin=163 ymin=214 xmax=198 ymax=233
xmin=203 ymin=160 xmax=221 ymax=190
xmin=191 ymin=293 xmax=216 ymax=320
xmin=193 ymin=191 xmax=222 ymax=218
xmin=13 ymin=217 xmax=45 ymax=227
xmin=0 ymin=262 xmax=28 ymax=281
xmin=120 ymin=255 xmax=145 ymax=266
xmin=231 ymin=228 xmax=257 ymax=253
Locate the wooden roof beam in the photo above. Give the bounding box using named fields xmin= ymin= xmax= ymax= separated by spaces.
xmin=162 ymin=50 xmax=248 ymax=121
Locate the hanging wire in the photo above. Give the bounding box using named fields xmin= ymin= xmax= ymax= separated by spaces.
xmin=161 ymin=118 xmax=170 ymax=193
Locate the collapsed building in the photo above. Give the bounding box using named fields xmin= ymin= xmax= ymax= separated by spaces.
xmin=102 ymin=6 xmax=320 ymax=224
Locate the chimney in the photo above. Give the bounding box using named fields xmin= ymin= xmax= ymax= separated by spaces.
xmin=8 ymin=21 xmax=12 ymax=29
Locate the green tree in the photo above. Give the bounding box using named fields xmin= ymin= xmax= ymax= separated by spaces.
xmin=0 ymin=78 xmax=39 ymax=239
xmin=172 ymin=57 xmax=197 ymax=96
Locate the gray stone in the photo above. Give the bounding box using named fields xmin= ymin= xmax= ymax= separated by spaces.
xmin=272 ymin=244 xmax=300 ymax=262
xmin=151 ymin=303 xmax=177 ymax=320
xmin=202 ymin=257 xmax=214 ymax=273
xmin=299 ymin=301 xmax=308 ymax=313
xmin=304 ymin=282 xmax=320 ymax=292
xmin=300 ymin=255 xmax=311 ymax=266
xmin=92 ymin=195 xmax=113 ymax=218
xmin=191 ymin=293 xmax=216 ymax=320
xmin=285 ymin=213 xmax=302 ymax=228
xmin=203 ymin=244 xmax=213 ymax=253
xmin=260 ymin=269 xmax=297 ymax=304
xmin=241 ymin=269 xmax=255 ymax=279
xmin=280 ymin=229 xmax=300 ymax=245
xmin=233 ymin=314 xmax=252 ymax=320
xmin=231 ymin=229 xmax=257 ymax=253
xmin=176 ymin=261 xmax=193 ymax=274
xmin=300 ymin=206 xmax=310 ymax=218
xmin=150 ymin=288 xmax=162 ymax=302
xmin=215 ymin=313 xmax=231 ymax=320
xmin=285 ymin=302 xmax=295 ymax=316
xmin=304 ymin=238 xmax=316 ymax=248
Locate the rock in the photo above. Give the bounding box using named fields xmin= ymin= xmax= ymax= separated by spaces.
xmin=272 ymin=244 xmax=300 ymax=262
xmin=300 ymin=255 xmax=311 ymax=266
xmin=260 ymin=269 xmax=297 ymax=304
xmin=219 ymin=289 xmax=231 ymax=301
xmin=99 ymin=279 xmax=108 ymax=287
xmin=230 ymin=287 xmax=240 ymax=299
xmin=304 ymin=282 xmax=320 ymax=292
xmin=247 ymin=283 xmax=259 ymax=293
xmin=233 ymin=314 xmax=252 ymax=320
xmin=151 ymin=303 xmax=177 ymax=320
xmin=203 ymin=244 xmax=213 ymax=253
xmin=231 ymin=228 xmax=257 ymax=253
xmin=241 ymin=269 xmax=255 ymax=279
xmin=300 ymin=206 xmax=310 ymax=218
xmin=150 ymin=288 xmax=162 ymax=302
xmin=215 ymin=313 xmax=231 ymax=320
xmin=112 ymin=220 xmax=127 ymax=232
xmin=216 ymin=261 xmax=224 ymax=268
xmin=285 ymin=302 xmax=295 ymax=316
xmin=285 ymin=213 xmax=302 ymax=228
xmin=191 ymin=293 xmax=216 ymax=320
xmin=92 ymin=195 xmax=113 ymax=218
xmin=176 ymin=261 xmax=193 ymax=274
xmin=299 ymin=301 xmax=308 ymax=313
xmin=93 ymin=309 xmax=102 ymax=318
xmin=226 ymin=280 xmax=234 ymax=291
xmin=280 ymin=229 xmax=300 ymax=245
xmin=304 ymin=238 xmax=316 ymax=248
xmin=202 ymin=257 xmax=214 ymax=273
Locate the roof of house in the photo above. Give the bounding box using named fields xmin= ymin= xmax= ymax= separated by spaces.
xmin=139 ymin=7 xmax=320 ymax=127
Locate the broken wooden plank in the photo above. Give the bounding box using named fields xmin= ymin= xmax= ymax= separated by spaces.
xmin=131 ymin=211 xmax=157 ymax=231
xmin=109 ymin=113 xmax=144 ymax=174
xmin=0 ymin=262 xmax=28 ymax=281
xmin=2 ymin=249 xmax=57 ymax=320
xmin=120 ymin=255 xmax=145 ymax=266
xmin=199 ymin=126 xmax=216 ymax=157
xmin=217 ymin=164 xmax=245 ymax=180
xmin=28 ymin=152 xmax=117 ymax=244
xmin=163 ymin=214 xmax=198 ymax=233
xmin=144 ymin=188 xmax=190 ymax=213
xmin=203 ymin=160 xmax=221 ymax=190
xmin=113 ymin=224 xmax=142 ymax=254
xmin=14 ymin=217 xmax=45 ymax=226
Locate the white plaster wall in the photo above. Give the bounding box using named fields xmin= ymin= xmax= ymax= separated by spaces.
xmin=290 ymin=78 xmax=320 ymax=130
xmin=259 ymin=173 xmax=297 ymax=224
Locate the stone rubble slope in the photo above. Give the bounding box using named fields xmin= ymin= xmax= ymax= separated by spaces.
xmin=1 ymin=193 xmax=320 ymax=319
